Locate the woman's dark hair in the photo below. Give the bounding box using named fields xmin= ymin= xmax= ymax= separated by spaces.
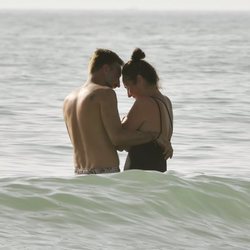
xmin=122 ymin=48 xmax=159 ymax=86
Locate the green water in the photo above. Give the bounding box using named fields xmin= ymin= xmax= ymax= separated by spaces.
xmin=1 ymin=171 xmax=250 ymax=249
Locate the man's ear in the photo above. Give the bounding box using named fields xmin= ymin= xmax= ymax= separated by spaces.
xmin=102 ymin=64 xmax=110 ymax=74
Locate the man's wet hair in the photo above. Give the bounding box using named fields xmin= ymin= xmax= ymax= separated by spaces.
xmin=88 ymin=49 xmax=124 ymax=74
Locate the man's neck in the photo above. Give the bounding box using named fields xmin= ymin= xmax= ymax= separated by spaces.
xmin=88 ymin=74 xmax=109 ymax=87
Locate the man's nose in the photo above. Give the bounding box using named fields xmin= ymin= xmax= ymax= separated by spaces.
xmin=116 ymin=80 xmax=120 ymax=88
xmin=114 ymin=80 xmax=120 ymax=88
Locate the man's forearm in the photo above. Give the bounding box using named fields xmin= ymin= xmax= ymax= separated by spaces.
xmin=113 ymin=128 xmax=157 ymax=147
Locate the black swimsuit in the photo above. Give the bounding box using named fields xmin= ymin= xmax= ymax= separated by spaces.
xmin=124 ymin=97 xmax=173 ymax=172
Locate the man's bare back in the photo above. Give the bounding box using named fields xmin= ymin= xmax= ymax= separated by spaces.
xmin=63 ymin=83 xmax=120 ymax=173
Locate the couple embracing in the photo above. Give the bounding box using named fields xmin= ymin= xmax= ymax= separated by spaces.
xmin=63 ymin=48 xmax=173 ymax=174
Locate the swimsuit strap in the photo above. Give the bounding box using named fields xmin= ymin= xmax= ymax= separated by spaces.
xmin=151 ymin=96 xmax=173 ymax=129
xmin=150 ymin=97 xmax=163 ymax=139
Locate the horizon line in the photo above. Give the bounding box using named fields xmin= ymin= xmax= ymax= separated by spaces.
xmin=1 ymin=8 xmax=250 ymax=11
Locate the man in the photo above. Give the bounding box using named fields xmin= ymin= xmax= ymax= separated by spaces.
xmin=63 ymin=49 xmax=172 ymax=174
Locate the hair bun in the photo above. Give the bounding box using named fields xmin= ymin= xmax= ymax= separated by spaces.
xmin=131 ymin=48 xmax=145 ymax=61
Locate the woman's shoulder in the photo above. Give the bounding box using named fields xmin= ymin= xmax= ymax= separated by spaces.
xmin=163 ymin=95 xmax=172 ymax=103
xmin=134 ymin=96 xmax=157 ymax=107
xmin=131 ymin=97 xmax=158 ymax=115
xmin=160 ymin=95 xmax=172 ymax=108
xmin=131 ymin=97 xmax=162 ymax=119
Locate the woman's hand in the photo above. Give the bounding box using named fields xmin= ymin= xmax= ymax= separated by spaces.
xmin=157 ymin=136 xmax=173 ymax=160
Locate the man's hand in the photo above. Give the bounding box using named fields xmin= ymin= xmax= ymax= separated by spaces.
xmin=157 ymin=136 xmax=173 ymax=160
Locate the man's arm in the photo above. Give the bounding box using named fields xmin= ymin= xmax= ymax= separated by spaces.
xmin=100 ymin=88 xmax=157 ymax=147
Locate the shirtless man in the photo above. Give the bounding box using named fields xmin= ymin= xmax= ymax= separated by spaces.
xmin=63 ymin=49 xmax=159 ymax=174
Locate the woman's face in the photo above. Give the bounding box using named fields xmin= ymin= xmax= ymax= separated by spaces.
xmin=123 ymin=77 xmax=141 ymax=98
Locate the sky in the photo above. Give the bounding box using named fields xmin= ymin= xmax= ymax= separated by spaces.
xmin=0 ymin=0 xmax=250 ymax=10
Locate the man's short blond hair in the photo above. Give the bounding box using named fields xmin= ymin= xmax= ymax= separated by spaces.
xmin=88 ymin=49 xmax=124 ymax=74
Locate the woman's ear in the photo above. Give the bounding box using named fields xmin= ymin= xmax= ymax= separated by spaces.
xmin=136 ymin=74 xmax=144 ymax=85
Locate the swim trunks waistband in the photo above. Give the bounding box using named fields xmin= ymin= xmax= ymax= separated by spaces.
xmin=75 ymin=167 xmax=120 ymax=175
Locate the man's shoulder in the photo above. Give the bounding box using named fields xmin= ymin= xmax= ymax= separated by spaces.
xmin=63 ymin=89 xmax=79 ymax=107
xmin=65 ymin=88 xmax=80 ymax=99
xmin=63 ymin=92 xmax=78 ymax=115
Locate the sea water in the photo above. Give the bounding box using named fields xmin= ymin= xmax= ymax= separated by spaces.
xmin=0 ymin=10 xmax=250 ymax=249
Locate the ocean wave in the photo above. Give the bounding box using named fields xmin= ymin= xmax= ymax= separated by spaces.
xmin=1 ymin=171 xmax=250 ymax=219
xmin=1 ymin=171 xmax=250 ymax=249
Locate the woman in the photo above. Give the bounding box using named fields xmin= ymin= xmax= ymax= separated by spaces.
xmin=121 ymin=48 xmax=173 ymax=172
